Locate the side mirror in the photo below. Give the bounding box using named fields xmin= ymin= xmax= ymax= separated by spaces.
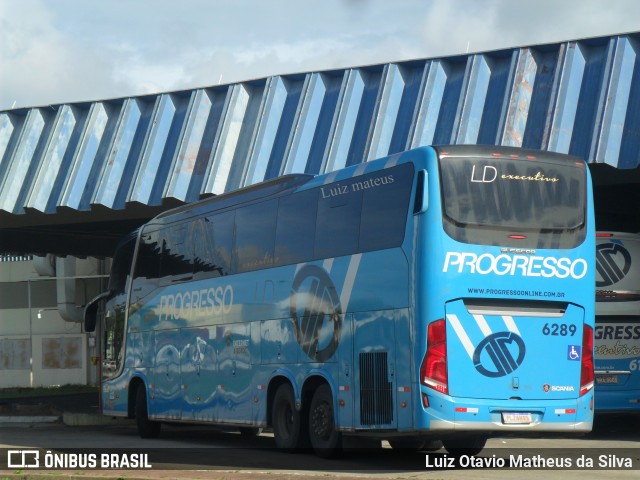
xmin=84 ymin=290 xmax=112 ymax=332
xmin=414 ymin=170 xmax=429 ymax=214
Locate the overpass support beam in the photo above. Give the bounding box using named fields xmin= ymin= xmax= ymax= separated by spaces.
xmin=56 ymin=256 xmax=84 ymax=323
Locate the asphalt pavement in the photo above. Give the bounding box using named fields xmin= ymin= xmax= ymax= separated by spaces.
xmin=1 ymin=393 xmax=638 ymax=480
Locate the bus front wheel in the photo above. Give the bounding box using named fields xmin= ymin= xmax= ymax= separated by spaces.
xmin=135 ymin=384 xmax=161 ymax=439
xmin=272 ymin=383 xmax=307 ymax=451
xmin=308 ymin=383 xmax=341 ymax=458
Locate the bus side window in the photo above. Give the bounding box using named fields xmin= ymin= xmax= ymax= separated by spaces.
xmin=160 ymin=224 xmax=193 ymax=281
xmin=131 ymin=230 xmax=161 ymax=300
xmin=360 ymin=163 xmax=413 ymax=251
xmin=212 ymin=211 xmax=235 ymax=276
xmin=193 ymin=218 xmax=219 ymax=278
xmin=194 ymin=213 xmax=235 ymax=277
xmin=108 ymin=235 xmax=136 ymax=296
xmin=235 ymin=200 xmax=278 ymax=273
xmin=103 ymin=235 xmax=136 ymax=379
xmin=315 ymin=182 xmax=363 ymax=259
xmin=275 ymin=189 xmax=318 ymax=266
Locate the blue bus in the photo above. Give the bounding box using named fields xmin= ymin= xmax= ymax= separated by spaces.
xmin=594 ymin=231 xmax=640 ymax=412
xmin=85 ymin=145 xmax=595 ymax=456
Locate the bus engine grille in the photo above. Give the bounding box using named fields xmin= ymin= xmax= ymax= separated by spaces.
xmin=359 ymin=351 xmax=393 ymax=425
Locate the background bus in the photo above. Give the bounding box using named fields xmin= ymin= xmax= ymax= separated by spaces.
xmin=594 ymin=231 xmax=640 ymax=412
xmin=85 ymin=144 xmax=595 ymax=457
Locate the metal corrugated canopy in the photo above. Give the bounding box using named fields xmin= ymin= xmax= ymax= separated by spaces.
xmin=0 ymin=33 xmax=639 ymax=256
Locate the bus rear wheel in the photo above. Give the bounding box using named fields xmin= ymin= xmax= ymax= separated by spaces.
xmin=135 ymin=384 xmax=161 ymax=439
xmin=309 ymin=384 xmax=341 ymax=458
xmin=272 ymin=383 xmax=307 ymax=451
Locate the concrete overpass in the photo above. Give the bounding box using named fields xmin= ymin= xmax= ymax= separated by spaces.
xmin=1 ymin=33 xmax=639 ymax=258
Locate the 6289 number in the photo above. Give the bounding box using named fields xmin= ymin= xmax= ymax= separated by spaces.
xmin=542 ymin=323 xmax=576 ymax=336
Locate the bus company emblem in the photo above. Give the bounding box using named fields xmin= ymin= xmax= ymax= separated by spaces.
xmin=472 ymin=331 xmax=526 ymax=378
xmin=290 ymin=265 xmax=342 ymax=362
xmin=596 ymin=242 xmax=631 ymax=287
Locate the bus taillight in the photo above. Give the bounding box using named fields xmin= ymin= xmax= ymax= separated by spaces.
xmin=580 ymin=324 xmax=594 ymax=396
xmin=421 ymin=319 xmax=448 ymax=395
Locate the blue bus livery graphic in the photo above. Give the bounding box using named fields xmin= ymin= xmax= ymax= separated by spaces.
xmin=596 ymin=242 xmax=631 ymax=287
xmin=85 ymin=145 xmax=596 ymax=456
xmin=443 ymin=252 xmax=588 ymax=279
xmin=472 ymin=331 xmax=526 ymax=378
xmin=290 ymin=264 xmax=343 ymax=362
xmin=158 ymin=285 xmax=234 ymax=321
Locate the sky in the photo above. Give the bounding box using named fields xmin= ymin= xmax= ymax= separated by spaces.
xmin=1 ymin=0 xmax=639 ymax=111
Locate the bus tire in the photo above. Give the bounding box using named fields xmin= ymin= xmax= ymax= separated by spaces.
xmin=308 ymin=384 xmax=341 ymax=458
xmin=272 ymin=383 xmax=307 ymax=451
xmin=135 ymin=384 xmax=161 ymax=439
xmin=442 ymin=435 xmax=487 ymax=456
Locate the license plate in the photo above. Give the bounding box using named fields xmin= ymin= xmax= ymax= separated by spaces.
xmin=502 ymin=412 xmax=532 ymax=424
xmin=596 ymin=374 xmax=619 ymax=385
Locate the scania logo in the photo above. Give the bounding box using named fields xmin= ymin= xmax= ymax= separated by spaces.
xmin=596 ymin=242 xmax=631 ymax=287
xmin=290 ymin=265 xmax=342 ymax=362
xmin=472 ymin=331 xmax=526 ymax=378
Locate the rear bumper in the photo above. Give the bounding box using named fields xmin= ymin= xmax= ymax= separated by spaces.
xmin=428 ymin=419 xmax=592 ymax=432
xmin=594 ymin=389 xmax=640 ymax=412
xmin=420 ymin=390 xmax=594 ymax=433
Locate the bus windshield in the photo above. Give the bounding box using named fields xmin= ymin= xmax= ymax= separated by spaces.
xmin=439 ymin=152 xmax=587 ymax=249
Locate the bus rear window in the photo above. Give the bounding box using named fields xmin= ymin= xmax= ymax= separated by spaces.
xmin=439 ymin=155 xmax=587 ymax=248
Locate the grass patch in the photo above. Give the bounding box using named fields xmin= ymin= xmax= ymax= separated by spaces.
xmin=0 ymin=384 xmax=98 ymax=399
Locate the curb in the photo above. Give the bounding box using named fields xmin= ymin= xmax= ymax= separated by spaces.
xmin=0 ymin=415 xmax=60 ymax=423
xmin=0 ymin=413 xmax=133 ymax=427
xmin=62 ymin=412 xmax=133 ymax=426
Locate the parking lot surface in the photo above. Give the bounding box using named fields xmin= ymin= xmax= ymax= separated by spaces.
xmin=1 ymin=413 xmax=639 ymax=480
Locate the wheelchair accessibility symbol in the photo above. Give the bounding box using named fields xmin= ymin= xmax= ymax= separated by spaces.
xmin=568 ymin=345 xmax=581 ymax=361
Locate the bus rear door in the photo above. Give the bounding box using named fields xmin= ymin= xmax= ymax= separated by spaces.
xmin=445 ymin=300 xmax=587 ymax=407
